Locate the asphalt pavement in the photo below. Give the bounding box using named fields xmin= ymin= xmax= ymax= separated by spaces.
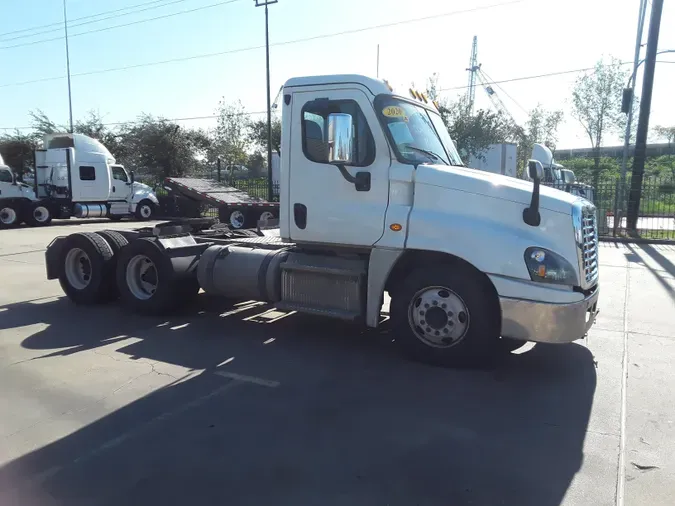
xmin=0 ymin=219 xmax=673 ymax=506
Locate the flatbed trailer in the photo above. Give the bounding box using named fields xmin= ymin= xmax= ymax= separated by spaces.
xmin=163 ymin=177 xmax=279 ymax=229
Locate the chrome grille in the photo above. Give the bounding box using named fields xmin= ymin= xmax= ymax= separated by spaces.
xmin=580 ymin=205 xmax=599 ymax=287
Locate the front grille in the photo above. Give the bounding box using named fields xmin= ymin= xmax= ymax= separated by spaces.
xmin=581 ymin=206 xmax=598 ymax=286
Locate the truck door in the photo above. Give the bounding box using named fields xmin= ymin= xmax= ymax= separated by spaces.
xmin=110 ymin=165 xmax=132 ymax=201
xmin=72 ymin=161 xmax=111 ymax=202
xmin=288 ymin=88 xmax=390 ymax=246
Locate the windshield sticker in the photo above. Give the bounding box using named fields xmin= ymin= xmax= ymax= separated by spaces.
xmin=382 ymin=106 xmax=408 ymax=121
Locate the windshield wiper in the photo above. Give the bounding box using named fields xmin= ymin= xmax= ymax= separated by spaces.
xmin=405 ymin=146 xmax=449 ymax=165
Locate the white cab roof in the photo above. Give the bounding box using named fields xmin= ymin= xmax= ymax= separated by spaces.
xmin=283 ymin=74 xmax=392 ymax=96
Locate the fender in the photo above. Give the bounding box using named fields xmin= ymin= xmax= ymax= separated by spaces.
xmin=130 ymin=182 xmax=159 ymax=205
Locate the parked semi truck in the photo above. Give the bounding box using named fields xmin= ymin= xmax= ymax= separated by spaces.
xmin=0 ymin=133 xmax=158 ymax=228
xmin=523 ymin=144 xmax=595 ymax=203
xmin=45 ymin=74 xmax=599 ymax=367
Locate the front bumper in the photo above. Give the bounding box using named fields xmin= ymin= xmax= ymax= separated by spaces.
xmin=500 ymin=286 xmax=599 ymax=344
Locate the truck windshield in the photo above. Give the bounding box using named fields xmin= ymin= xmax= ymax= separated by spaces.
xmin=375 ymin=96 xmax=463 ymax=167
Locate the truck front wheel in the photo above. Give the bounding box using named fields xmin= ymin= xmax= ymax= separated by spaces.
xmin=390 ymin=265 xmax=501 ymax=368
xmin=135 ymin=200 xmax=155 ymax=221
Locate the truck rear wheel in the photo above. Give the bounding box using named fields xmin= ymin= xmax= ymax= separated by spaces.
xmin=116 ymin=238 xmax=199 ymax=315
xmin=58 ymin=232 xmax=115 ymax=304
xmin=224 ymin=209 xmax=246 ymax=229
xmin=24 ymin=202 xmax=52 ymax=227
xmin=390 ymin=265 xmax=501 ymax=368
xmin=0 ymin=203 xmax=20 ymax=228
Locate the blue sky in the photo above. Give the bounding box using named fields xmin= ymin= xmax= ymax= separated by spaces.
xmin=1 ymin=0 xmax=673 ymax=147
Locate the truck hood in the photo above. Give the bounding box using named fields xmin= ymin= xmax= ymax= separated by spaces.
xmin=415 ymin=164 xmax=578 ymax=215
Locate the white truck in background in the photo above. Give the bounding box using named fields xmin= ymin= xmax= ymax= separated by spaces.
xmin=45 ymin=74 xmax=599 ymax=368
xmin=0 ymin=133 xmax=158 ymax=228
xmin=467 ymin=142 xmax=517 ymax=177
xmin=523 ymin=144 xmax=594 ymax=203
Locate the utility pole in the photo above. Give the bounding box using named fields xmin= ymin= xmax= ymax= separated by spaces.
xmin=63 ymin=0 xmax=74 ymax=133
xmin=627 ymin=0 xmax=664 ymax=230
xmin=255 ymin=0 xmax=278 ymax=202
xmin=614 ymin=0 xmax=648 ymax=235
xmin=466 ymin=36 xmax=478 ymax=115
xmin=376 ymin=44 xmax=380 ymax=78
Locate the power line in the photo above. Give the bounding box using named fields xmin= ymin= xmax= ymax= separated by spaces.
xmin=0 ymin=0 xmax=244 ymax=51
xmin=0 ymin=0 xmax=180 ymax=39
xmin=0 ymin=0 xmax=191 ymax=43
xmin=0 ymin=111 xmax=267 ymax=132
xmin=0 ymin=0 xmax=525 ymax=86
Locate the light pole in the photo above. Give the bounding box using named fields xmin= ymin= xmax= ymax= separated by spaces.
xmin=63 ymin=0 xmax=74 ymax=133
xmin=255 ymin=0 xmax=278 ymax=202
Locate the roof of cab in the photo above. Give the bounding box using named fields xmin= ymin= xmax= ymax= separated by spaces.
xmin=283 ymin=74 xmax=392 ymax=96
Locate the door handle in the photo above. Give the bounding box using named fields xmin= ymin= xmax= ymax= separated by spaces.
xmin=294 ymin=203 xmax=307 ymax=229
xmin=112 ymin=186 xmax=115 ymax=193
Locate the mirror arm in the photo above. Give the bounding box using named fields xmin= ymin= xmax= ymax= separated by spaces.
xmin=335 ymin=163 xmax=357 ymax=184
xmin=523 ymin=177 xmax=541 ymax=226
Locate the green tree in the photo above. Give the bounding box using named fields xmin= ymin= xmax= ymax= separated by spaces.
xmin=438 ymin=95 xmax=515 ymax=162
xmin=248 ymin=115 xmax=281 ymax=156
xmin=571 ymin=56 xmax=630 ymax=187
xmin=518 ymin=105 xmax=564 ymax=170
xmin=0 ymin=131 xmax=37 ymax=178
xmin=211 ymin=100 xmax=251 ymax=167
xmin=653 ymin=125 xmax=675 ymax=145
xmin=123 ymin=115 xmax=210 ymax=183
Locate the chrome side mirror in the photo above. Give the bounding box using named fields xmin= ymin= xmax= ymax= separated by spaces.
xmin=327 ymin=113 xmax=354 ymax=164
xmin=527 ymin=159 xmax=544 ymax=181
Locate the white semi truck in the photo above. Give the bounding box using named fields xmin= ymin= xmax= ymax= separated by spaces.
xmin=523 ymin=144 xmax=595 ymax=203
xmin=45 ymin=75 xmax=599 ymax=367
xmin=0 ymin=133 xmax=158 ymax=228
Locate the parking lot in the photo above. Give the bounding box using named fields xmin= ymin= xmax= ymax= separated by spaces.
xmin=1 ymin=220 xmax=674 ymax=506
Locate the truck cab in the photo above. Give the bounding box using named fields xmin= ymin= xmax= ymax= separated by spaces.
xmin=35 ymin=133 xmax=158 ymax=221
xmin=47 ymin=74 xmax=600 ymax=368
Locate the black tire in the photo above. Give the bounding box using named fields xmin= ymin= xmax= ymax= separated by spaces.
xmin=134 ymin=199 xmax=155 ymax=221
xmin=390 ymin=265 xmax=501 ymax=368
xmin=497 ymin=336 xmax=527 ymax=353
xmin=116 ymin=238 xmax=195 ymax=315
xmin=58 ymin=232 xmax=115 ymax=305
xmin=97 ymin=230 xmax=129 ymax=254
xmin=0 ymin=202 xmax=21 ymax=229
xmin=24 ymin=202 xmax=52 ymax=227
xmin=95 ymin=230 xmax=130 ymax=301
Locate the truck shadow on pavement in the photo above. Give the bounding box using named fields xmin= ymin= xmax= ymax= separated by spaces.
xmin=0 ymin=295 xmax=597 ymax=506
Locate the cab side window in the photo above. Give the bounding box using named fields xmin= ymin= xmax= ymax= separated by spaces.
xmin=79 ymin=166 xmax=96 ymax=181
xmin=0 ymin=169 xmax=13 ymax=183
xmin=301 ymin=100 xmax=375 ymax=167
xmin=112 ymin=166 xmax=128 ymax=182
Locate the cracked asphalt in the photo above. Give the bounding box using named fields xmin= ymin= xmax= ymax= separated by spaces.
xmin=0 ymin=220 xmax=674 ymax=505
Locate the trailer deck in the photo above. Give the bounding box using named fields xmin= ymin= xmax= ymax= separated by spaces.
xmin=164 ymin=177 xmax=278 ymax=208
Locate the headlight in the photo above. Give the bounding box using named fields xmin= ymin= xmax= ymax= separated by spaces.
xmin=524 ymin=247 xmax=579 ymax=286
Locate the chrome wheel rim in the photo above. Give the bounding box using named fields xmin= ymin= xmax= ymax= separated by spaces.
xmin=259 ymin=211 xmax=274 ymax=224
xmin=408 ymin=286 xmax=470 ymax=348
xmin=0 ymin=207 xmax=17 ymax=225
xmin=33 ymin=206 xmax=49 ymax=223
xmin=64 ymin=248 xmax=92 ymax=290
xmin=140 ymin=204 xmax=152 ymax=219
xmin=126 ymin=254 xmax=158 ymax=300
xmin=230 ymin=210 xmax=245 ymax=229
